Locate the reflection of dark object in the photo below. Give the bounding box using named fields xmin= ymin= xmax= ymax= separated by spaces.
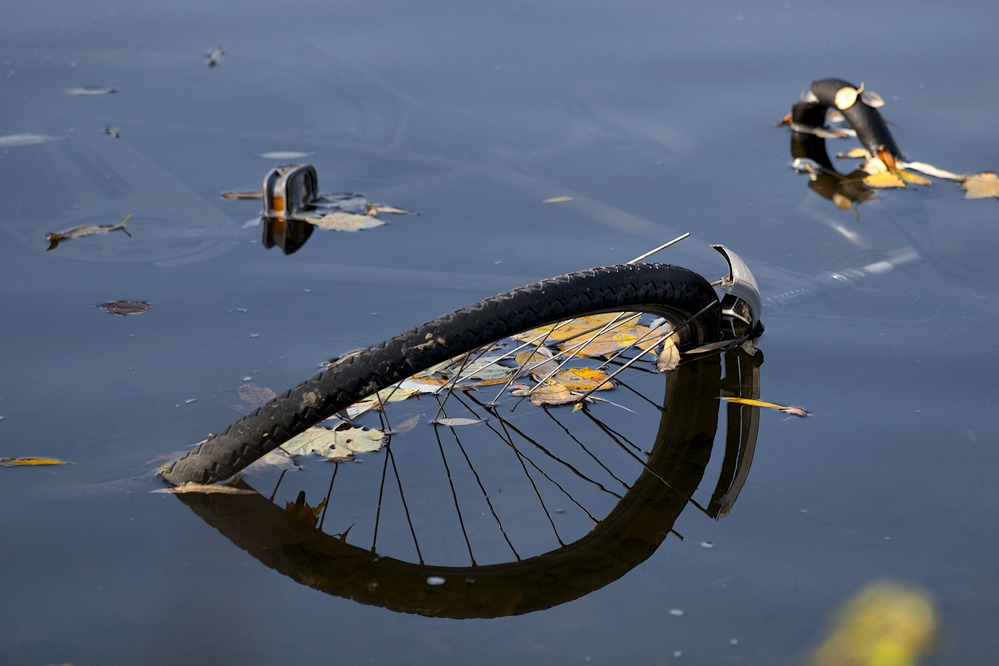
xmin=98 ymin=301 xmax=150 ymax=315
xmin=164 ymin=263 xmax=733 ymax=485
xmin=792 ymin=78 xmax=902 ymax=164
xmin=178 ymin=349 xmax=763 ymax=618
xmin=261 ymin=216 xmax=313 ymax=255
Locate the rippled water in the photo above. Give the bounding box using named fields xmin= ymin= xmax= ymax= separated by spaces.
xmin=2 ymin=1 xmax=998 ymax=664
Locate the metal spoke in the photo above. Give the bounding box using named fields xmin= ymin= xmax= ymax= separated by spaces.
xmin=387 ymin=445 xmax=424 ymax=564
xmin=433 ymin=397 xmax=476 ymax=565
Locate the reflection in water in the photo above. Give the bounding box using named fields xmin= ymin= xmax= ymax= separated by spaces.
xmin=261 ymin=216 xmax=314 ymax=255
xmin=177 ymin=347 xmax=763 ymax=619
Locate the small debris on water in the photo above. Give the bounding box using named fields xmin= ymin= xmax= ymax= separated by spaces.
xmin=426 ymin=576 xmax=445 ymax=586
xmin=243 ymin=376 xmax=252 ymax=382
xmin=729 ymin=639 xmax=739 ymax=645
xmin=185 ymin=399 xmax=197 ymax=404
xmin=98 ymin=301 xmax=149 ymax=315
xmin=250 ymin=333 xmax=260 ymax=338
xmin=700 ymin=541 xmax=714 ymax=549
xmin=673 ymin=651 xmax=682 ymax=658
xmin=669 ymin=609 xmax=684 ymax=616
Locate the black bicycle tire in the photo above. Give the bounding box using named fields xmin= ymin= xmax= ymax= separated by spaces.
xmin=162 ymin=262 xmax=722 ymax=485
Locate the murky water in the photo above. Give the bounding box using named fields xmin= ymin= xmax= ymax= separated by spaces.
xmin=2 ymin=1 xmax=998 ymax=664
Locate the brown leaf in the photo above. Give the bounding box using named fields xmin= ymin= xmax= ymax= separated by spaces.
xmin=151 ymin=483 xmax=257 ymax=495
xmin=98 ymin=301 xmax=150 ymax=315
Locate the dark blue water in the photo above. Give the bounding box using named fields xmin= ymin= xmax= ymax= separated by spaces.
xmin=2 ymin=1 xmax=998 ymax=664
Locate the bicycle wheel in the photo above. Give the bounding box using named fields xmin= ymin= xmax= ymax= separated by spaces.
xmin=162 ymin=262 xmax=722 ymax=486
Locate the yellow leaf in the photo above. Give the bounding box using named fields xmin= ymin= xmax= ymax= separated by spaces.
xmin=561 ymin=325 xmax=664 ymax=357
xmin=512 ymin=313 xmax=636 ymax=343
xmin=513 ymin=381 xmax=582 ymax=406
xmin=280 ymin=425 xmax=385 ymax=459
xmin=962 ymin=172 xmax=999 ymax=199
xmin=1 ymin=457 xmax=73 ymax=466
xmin=721 ymin=396 xmax=808 ymax=417
xmin=542 ymin=196 xmax=573 ymax=203
xmin=515 ymin=348 xmax=558 ymax=377
xmin=898 ymin=170 xmax=931 ymax=186
xmin=552 ymin=367 xmax=615 ymax=391
xmin=864 ymin=171 xmax=906 ymax=189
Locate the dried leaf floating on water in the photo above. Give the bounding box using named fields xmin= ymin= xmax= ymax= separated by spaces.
xmin=961 ymin=172 xmax=999 ymax=199
xmin=1 ymin=457 xmax=74 ymax=467
xmin=98 ymin=301 xmax=149 ymax=315
xmin=151 ymin=483 xmax=257 ymax=495
xmin=0 ymin=133 xmax=64 ymax=147
xmin=432 ymin=417 xmax=486 ymax=427
xmin=305 ymin=211 xmax=387 ymax=232
xmin=721 ymin=396 xmax=808 ymax=417
xmin=47 ymin=214 xmax=132 ymax=250
xmin=62 ymin=87 xmax=117 ymax=95
xmin=551 ymin=367 xmax=615 ymax=391
xmin=513 ymin=381 xmax=582 ymax=406
xmin=222 ymin=191 xmax=264 ymax=199
xmin=280 ymin=425 xmax=385 ymax=460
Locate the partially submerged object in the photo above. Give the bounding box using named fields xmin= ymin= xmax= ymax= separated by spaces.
xmin=46 ymin=214 xmax=132 ymax=251
xmin=781 ymin=78 xmax=998 ymax=201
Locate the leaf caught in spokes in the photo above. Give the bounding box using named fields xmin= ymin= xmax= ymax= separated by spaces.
xmin=513 ymin=381 xmax=582 ymax=406
xmin=656 ymin=338 xmax=680 ymax=373
xmin=280 ymin=425 xmax=385 ymax=460
xmin=721 ymin=396 xmax=808 ymax=417
xmin=1 ymin=457 xmax=74 ymax=467
xmin=551 ymin=367 xmax=615 ymax=391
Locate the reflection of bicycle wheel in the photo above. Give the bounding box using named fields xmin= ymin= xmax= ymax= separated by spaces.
xmin=164 ymin=262 xmax=723 ymax=486
xmin=177 ymin=349 xmax=763 ymax=618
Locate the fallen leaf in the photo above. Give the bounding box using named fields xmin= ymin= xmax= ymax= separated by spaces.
xmin=962 ymin=172 xmax=999 ymax=199
xmin=366 ymin=204 xmax=417 ymax=215
xmin=62 ymin=87 xmax=116 ymax=95
xmin=304 ymin=211 xmax=386 ymax=232
xmin=47 ymin=214 xmax=132 ymax=248
xmin=837 ymin=148 xmax=869 ymax=159
xmin=151 ymin=483 xmax=257 ymax=495
xmin=98 ymin=301 xmax=149 ymax=315
xmin=222 ymin=191 xmax=264 ymax=199
xmin=258 ymin=151 xmax=312 ymax=159
xmin=432 ymin=417 xmax=486 ymax=427
xmin=513 ymin=313 xmax=638 ymax=343
xmin=346 ymin=387 xmax=418 ymax=418
xmin=389 ymin=415 xmax=421 ymax=436
xmin=399 ymin=377 xmax=448 ymax=393
xmin=542 ymin=196 xmax=573 ymax=203
xmin=1 ymin=457 xmax=73 ymax=466
xmin=104 ymin=127 xmax=120 ymax=138
xmin=560 ymin=325 xmax=664 ymax=357
xmin=834 ymin=82 xmax=862 ymax=110
xmin=721 ymin=396 xmax=808 ymax=417
xmin=513 ymin=381 xmax=581 ymax=406
xmin=281 ymin=425 xmax=384 ymax=459
xmin=552 ymin=367 xmax=615 ymax=391
xmin=899 ymin=162 xmax=964 ymax=181
xmin=656 ymin=338 xmax=680 ymax=372
xmin=232 ymin=382 xmax=276 ymax=414
xmin=259 ymin=449 xmax=302 ymax=471
xmin=0 ymin=133 xmax=64 ymax=147
xmin=859 ymin=89 xmax=884 ymax=108
xmin=515 ymin=348 xmax=558 ymax=377
xmin=863 ymin=171 xmax=905 ymax=189
xmin=447 ymin=357 xmax=516 ymax=382
xmin=898 ymin=170 xmax=931 ymax=186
